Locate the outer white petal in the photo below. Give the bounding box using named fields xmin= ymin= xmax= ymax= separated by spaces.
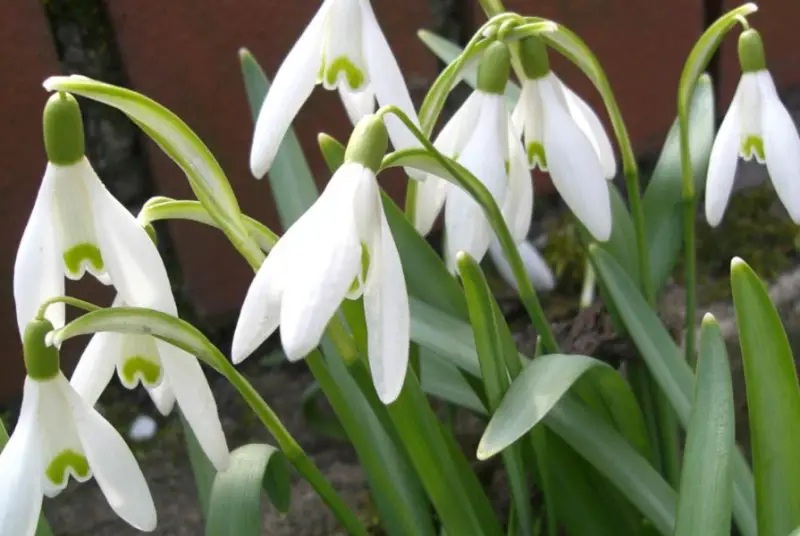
xmin=13 ymin=165 xmax=64 ymax=333
xmin=445 ymin=93 xmax=511 ymax=269
xmin=70 ymin=330 xmax=120 ymax=407
xmin=413 ymin=175 xmax=448 ymax=236
xmin=360 ymin=0 xmax=419 ymax=153
xmin=363 ymin=208 xmax=409 ymax=404
xmin=83 ymin=163 xmax=175 ymax=315
xmin=250 ymin=3 xmax=327 ymax=178
xmin=503 ymin=125 xmax=533 ymax=243
xmin=338 ymin=84 xmax=376 ymax=124
xmin=540 ymin=78 xmax=611 ymax=241
xmin=0 ymin=378 xmax=43 ymax=536
xmin=146 ymin=380 xmax=176 ymax=417
xmin=704 ymin=83 xmax=742 ymax=227
xmin=489 ymin=240 xmax=555 ymax=291
xmin=230 ymin=175 xmax=336 ymax=363
xmin=760 ymin=71 xmax=800 ymax=222
xmin=67 ymin=384 xmax=156 ymax=531
xmin=158 ymin=341 xmax=229 ymax=470
xmin=435 ymin=91 xmax=483 ymax=158
xmin=280 ymin=168 xmax=362 ymax=360
xmin=559 ymin=77 xmax=617 ymax=179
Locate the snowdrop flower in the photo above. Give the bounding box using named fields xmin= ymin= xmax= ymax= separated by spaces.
xmin=14 ymin=92 xmax=229 ymax=471
xmin=413 ymin=42 xmax=536 ymax=274
xmin=234 ymin=115 xmax=409 ymax=404
xmin=513 ymin=37 xmax=615 ymax=241
xmin=488 ymin=240 xmax=555 ymax=291
xmin=250 ymin=0 xmax=419 ymax=179
xmin=0 ymin=320 xmax=156 ymax=535
xmin=705 ymin=29 xmax=800 ymax=226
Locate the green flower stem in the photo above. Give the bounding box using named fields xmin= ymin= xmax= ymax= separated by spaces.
xmin=677 ymin=4 xmax=756 ymax=366
xmin=35 ymin=296 xmax=100 ymax=321
xmin=477 ymin=0 xmax=506 ymax=18
xmin=211 ymin=354 xmax=367 ymax=535
xmin=382 ymin=105 xmax=559 ymax=353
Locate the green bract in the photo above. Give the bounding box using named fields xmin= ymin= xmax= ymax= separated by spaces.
xmin=23 ymin=319 xmax=59 ymax=380
xmin=42 ymin=92 xmax=84 ymax=166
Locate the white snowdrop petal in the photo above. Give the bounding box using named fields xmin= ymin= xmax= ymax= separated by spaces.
xmin=83 ymin=163 xmax=175 ymax=315
xmin=436 ymin=91 xmax=483 ymax=159
xmin=360 ymin=0 xmax=419 ymax=154
xmin=560 ymin=77 xmax=617 ymax=179
xmin=250 ymin=3 xmax=327 ymax=178
xmin=0 ymin=379 xmax=43 ymax=536
xmin=338 ymin=84 xmax=376 ymax=124
xmin=760 ymin=71 xmax=800 ymax=223
xmin=322 ymin=0 xmax=367 ymax=91
xmin=738 ymin=72 xmax=763 ymax=149
xmin=413 ymin=175 xmax=449 ymax=236
xmin=704 ymin=88 xmax=742 ymax=227
xmin=67 ymin=384 xmax=156 ymax=531
xmin=540 ymin=78 xmax=611 ymax=241
xmin=146 ymin=380 xmax=177 ymax=417
xmin=70 ymin=330 xmax=121 ymax=407
xmin=489 ymin=240 xmax=555 ymax=291
xmin=503 ymin=128 xmax=533 ymax=243
xmin=363 ymin=209 xmax=409 ymax=404
xmin=158 ymin=341 xmax=229 ymax=471
xmin=13 ymin=165 xmax=64 ymax=333
xmin=514 ymin=80 xmax=547 ymax=170
xmin=277 ymin=166 xmax=363 ymax=360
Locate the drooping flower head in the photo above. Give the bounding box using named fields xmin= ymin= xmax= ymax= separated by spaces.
xmin=234 ymin=114 xmax=409 ymax=404
xmin=249 ymin=0 xmax=419 ymax=179
xmin=513 ymin=37 xmax=615 ymax=242
xmin=14 ymin=92 xmax=230 ymax=471
xmin=413 ymin=42 xmax=536 ymax=269
xmin=0 ymin=320 xmax=156 ymax=536
xmin=705 ymin=28 xmax=800 ymax=226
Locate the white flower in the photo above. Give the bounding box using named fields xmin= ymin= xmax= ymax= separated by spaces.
xmin=704 ymin=70 xmax=800 ymax=226
xmin=0 ymin=321 xmax=156 ymax=535
xmin=250 ymin=0 xmax=419 ymax=179
xmin=488 ymin=240 xmax=555 ymax=291
xmin=69 ymin=296 xmax=229 ymax=470
xmin=234 ymin=118 xmax=409 ymax=404
xmin=513 ymin=72 xmax=615 ymax=241
xmin=414 ymin=43 xmax=535 ymax=274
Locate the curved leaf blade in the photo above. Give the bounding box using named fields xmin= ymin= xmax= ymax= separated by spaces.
xmin=205 ymin=443 xmax=291 ymax=536
xmin=731 ymin=258 xmax=800 ymax=536
xmin=674 ymin=316 xmax=734 ymax=536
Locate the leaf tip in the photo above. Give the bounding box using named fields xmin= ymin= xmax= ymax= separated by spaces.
xmin=701 ymin=312 xmax=719 ymax=327
xmin=238 ymin=47 xmax=252 ymax=61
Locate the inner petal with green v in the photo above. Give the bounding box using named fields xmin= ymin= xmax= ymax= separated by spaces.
xmin=45 ymin=449 xmax=90 ymax=488
xmin=118 ymin=334 xmax=163 ymax=389
xmin=324 ymin=57 xmax=366 ymax=91
xmin=740 ymin=135 xmax=766 ymax=163
xmin=63 ymin=243 xmax=104 ymax=279
xmin=527 ymin=142 xmax=548 ymax=171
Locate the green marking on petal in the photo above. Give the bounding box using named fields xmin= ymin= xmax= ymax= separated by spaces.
xmin=46 ymin=449 xmax=90 ymax=487
xmin=504 ymin=160 xmax=510 ymax=176
xmin=63 ymin=243 xmax=104 ymax=277
xmin=347 ymin=244 xmax=371 ymax=296
xmin=325 ymin=57 xmax=365 ymax=90
xmin=121 ymin=356 xmax=162 ymax=386
xmin=527 ymin=142 xmax=548 ymax=170
xmin=740 ymin=135 xmax=765 ymax=163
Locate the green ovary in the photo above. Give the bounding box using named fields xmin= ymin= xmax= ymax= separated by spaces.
xmin=324 ymin=57 xmax=365 ymax=90
xmin=740 ymin=135 xmax=765 ymax=162
xmin=121 ymin=356 xmax=162 ymax=386
xmin=63 ymin=243 xmax=103 ymax=277
xmin=527 ymin=142 xmax=548 ymax=170
xmin=46 ymin=449 xmax=90 ymax=487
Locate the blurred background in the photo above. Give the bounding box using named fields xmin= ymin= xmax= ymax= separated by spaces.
xmin=2 ymin=0 xmax=798 ymax=401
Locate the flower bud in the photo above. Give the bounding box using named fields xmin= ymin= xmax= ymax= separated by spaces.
xmin=738 ymin=28 xmax=766 ymax=73
xmin=43 ymin=92 xmax=85 ymax=166
xmin=477 ymin=41 xmax=511 ymax=95
xmin=344 ymin=114 xmax=388 ymax=173
xmin=519 ymin=37 xmax=550 ymax=80
xmin=23 ymin=319 xmax=59 ymax=380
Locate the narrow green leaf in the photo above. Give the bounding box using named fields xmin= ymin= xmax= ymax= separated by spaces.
xmin=545 ymin=397 xmax=678 ymax=535
xmin=410 ymin=297 xmax=480 ymax=376
xmin=731 ymin=258 xmax=800 ymax=536
xmin=478 ymin=353 xmax=636 ymax=460
xmin=590 ymin=245 xmax=757 ymax=536
xmin=643 ymin=75 xmax=715 ymax=294
xmin=181 ymin=410 xmax=216 ymax=516
xmin=43 ymin=75 xmax=262 ymax=265
xmin=205 ymin=444 xmax=291 ymax=536
xmin=420 ymin=351 xmax=486 ymax=414
xmin=301 ymin=382 xmax=347 ymax=440
xmin=318 ymin=132 xmax=346 ymax=171
xmin=674 ymin=316 xmax=734 ymax=536
xmin=457 ymin=252 xmax=533 ymax=535
xmin=239 ymin=49 xmax=319 ymax=226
